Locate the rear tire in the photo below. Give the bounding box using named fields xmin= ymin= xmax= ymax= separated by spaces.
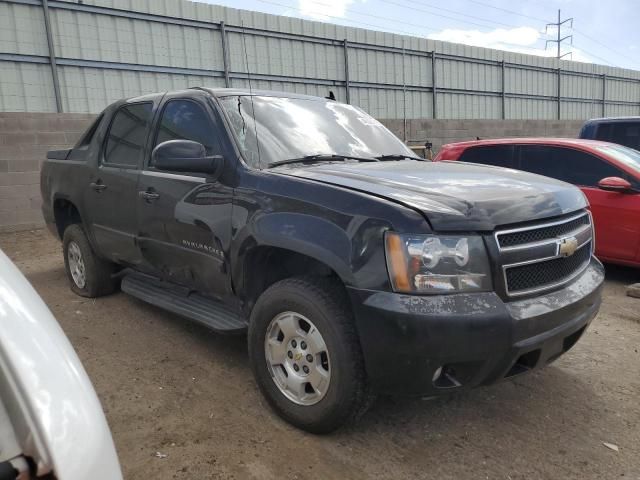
xmin=62 ymin=224 xmax=119 ymax=298
xmin=248 ymin=276 xmax=373 ymax=434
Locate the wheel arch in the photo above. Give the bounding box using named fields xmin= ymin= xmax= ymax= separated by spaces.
xmin=53 ymin=196 xmax=83 ymax=239
xmin=236 ymin=242 xmax=353 ymax=315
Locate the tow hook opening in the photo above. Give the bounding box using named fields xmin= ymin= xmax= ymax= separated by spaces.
xmin=563 ymin=326 xmax=586 ymax=353
xmin=505 ymin=349 xmax=541 ymax=378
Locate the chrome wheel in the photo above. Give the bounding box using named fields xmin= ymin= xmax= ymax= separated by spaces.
xmin=67 ymin=241 xmax=86 ymax=289
xmin=264 ymin=311 xmax=331 ymax=406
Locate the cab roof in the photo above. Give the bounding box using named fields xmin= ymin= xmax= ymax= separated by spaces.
xmin=582 ymin=116 xmax=640 ymax=125
xmin=123 ymin=87 xmax=332 ymax=105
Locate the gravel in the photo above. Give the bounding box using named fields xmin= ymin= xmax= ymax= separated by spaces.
xmin=1 ymin=229 xmax=638 ymax=480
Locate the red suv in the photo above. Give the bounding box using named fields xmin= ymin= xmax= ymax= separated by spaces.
xmin=435 ymin=138 xmax=640 ymax=267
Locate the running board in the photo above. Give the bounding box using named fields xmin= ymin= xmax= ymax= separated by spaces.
xmin=121 ymin=273 xmax=247 ymax=334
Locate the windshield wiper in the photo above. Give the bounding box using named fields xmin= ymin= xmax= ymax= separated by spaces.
xmin=268 ymin=154 xmax=379 ymax=168
xmin=375 ymin=154 xmax=423 ymax=161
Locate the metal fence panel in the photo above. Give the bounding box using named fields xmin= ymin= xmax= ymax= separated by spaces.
xmin=437 ymin=58 xmax=500 ymax=93
xmin=0 ymin=2 xmax=49 ymax=56
xmin=57 ymin=65 xmax=224 ymax=112
xmin=561 ymin=101 xmax=602 ymax=120
xmin=506 ymin=98 xmax=557 ymax=120
xmin=607 ymin=78 xmax=640 ymax=103
xmin=0 ymin=0 xmax=639 ymax=120
xmin=0 ymin=60 xmax=57 ymax=111
xmin=227 ymin=31 xmax=343 ymax=81
xmin=505 ymin=67 xmax=557 ymax=97
xmin=439 ymin=92 xmax=501 ymax=119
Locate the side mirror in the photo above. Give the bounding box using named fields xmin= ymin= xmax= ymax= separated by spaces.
xmin=152 ymin=140 xmax=223 ymax=175
xmin=597 ymin=176 xmax=633 ymax=193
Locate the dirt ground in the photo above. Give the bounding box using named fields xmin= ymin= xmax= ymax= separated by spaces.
xmin=1 ymin=229 xmax=638 ymax=480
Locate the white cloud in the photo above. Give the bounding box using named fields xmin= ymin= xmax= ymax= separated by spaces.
xmin=298 ymin=0 xmax=360 ymax=21
xmin=427 ymin=26 xmax=594 ymax=64
xmin=429 ymin=26 xmax=541 ymax=48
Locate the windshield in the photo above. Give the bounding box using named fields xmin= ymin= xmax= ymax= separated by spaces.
xmin=219 ymin=95 xmax=415 ymax=168
xmin=596 ymin=144 xmax=640 ymax=175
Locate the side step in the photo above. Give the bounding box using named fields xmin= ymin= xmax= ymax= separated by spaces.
xmin=121 ymin=273 xmax=248 ymax=334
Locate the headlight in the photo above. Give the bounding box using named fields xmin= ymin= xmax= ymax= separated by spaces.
xmin=384 ymin=232 xmax=492 ymax=294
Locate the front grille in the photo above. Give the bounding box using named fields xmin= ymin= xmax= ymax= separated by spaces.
xmin=498 ymin=214 xmax=590 ymax=248
xmin=505 ymin=242 xmax=592 ymax=294
xmin=495 ymin=211 xmax=593 ymax=297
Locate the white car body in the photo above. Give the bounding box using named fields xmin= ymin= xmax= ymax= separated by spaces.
xmin=0 ymin=249 xmax=122 ymax=479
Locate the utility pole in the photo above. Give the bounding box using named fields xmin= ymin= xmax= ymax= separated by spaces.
xmin=545 ymin=9 xmax=573 ymax=59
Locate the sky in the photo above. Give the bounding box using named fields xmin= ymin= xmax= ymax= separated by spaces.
xmin=194 ymin=0 xmax=640 ymax=71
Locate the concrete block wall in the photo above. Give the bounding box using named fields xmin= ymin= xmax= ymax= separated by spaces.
xmin=382 ymin=119 xmax=586 ymax=153
xmin=0 ymin=113 xmax=95 ymax=232
xmin=0 ymin=113 xmax=587 ymax=232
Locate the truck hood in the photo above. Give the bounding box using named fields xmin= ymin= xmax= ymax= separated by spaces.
xmin=275 ymin=160 xmax=587 ymax=231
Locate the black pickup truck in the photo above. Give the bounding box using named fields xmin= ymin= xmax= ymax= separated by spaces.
xmin=41 ymin=88 xmax=604 ymax=433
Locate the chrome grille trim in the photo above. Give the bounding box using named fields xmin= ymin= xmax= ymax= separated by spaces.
xmin=495 ymin=211 xmax=594 ymax=297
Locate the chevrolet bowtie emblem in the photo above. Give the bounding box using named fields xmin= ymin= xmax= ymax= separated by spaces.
xmin=559 ymin=236 xmax=578 ymax=257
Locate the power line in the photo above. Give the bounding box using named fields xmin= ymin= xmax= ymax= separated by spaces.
xmin=255 ymin=0 xmax=418 ymax=36
xmin=572 ymin=28 xmax=640 ymax=69
xmin=262 ymin=0 xmax=442 ymax=34
xmin=462 ymin=0 xmax=547 ymax=23
xmin=257 ymin=0 xmax=546 ymax=52
xmin=257 ymin=0 xmax=623 ymax=69
xmin=458 ymin=1 xmax=636 ymax=69
xmin=377 ymin=0 xmax=527 ymax=31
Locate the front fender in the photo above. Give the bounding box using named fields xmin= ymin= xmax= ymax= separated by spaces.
xmin=232 ymin=211 xmax=357 ymax=287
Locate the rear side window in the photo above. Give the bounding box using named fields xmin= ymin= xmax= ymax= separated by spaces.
xmin=458 ymin=145 xmax=516 ymax=168
xmin=519 ymin=146 xmax=623 ymax=187
xmin=153 ymin=99 xmax=219 ymax=165
xmin=74 ymin=113 xmax=104 ymax=148
xmin=595 ymin=122 xmax=640 ymax=150
xmin=104 ymin=103 xmax=153 ymax=167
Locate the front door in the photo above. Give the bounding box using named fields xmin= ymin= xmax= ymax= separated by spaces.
xmin=85 ymin=102 xmax=155 ymax=264
xmin=136 ymin=93 xmax=234 ymax=300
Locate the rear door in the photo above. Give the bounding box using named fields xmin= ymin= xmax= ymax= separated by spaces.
xmin=136 ymin=92 xmax=234 ymax=299
xmin=518 ymin=145 xmax=638 ymax=262
xmin=85 ymin=102 xmax=155 ymax=264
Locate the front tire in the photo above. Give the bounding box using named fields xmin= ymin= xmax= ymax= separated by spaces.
xmin=248 ymin=276 xmax=373 ymax=433
xmin=63 ymin=224 xmax=118 ymax=297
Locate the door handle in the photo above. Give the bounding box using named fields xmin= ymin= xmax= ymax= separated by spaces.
xmin=90 ymin=182 xmax=107 ymax=192
xmin=138 ymin=190 xmax=160 ymax=201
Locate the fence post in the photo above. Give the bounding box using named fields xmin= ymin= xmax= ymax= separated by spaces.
xmin=41 ymin=0 xmax=63 ymax=112
xmin=601 ymin=73 xmax=606 ymax=117
xmin=557 ymin=67 xmax=561 ymax=120
xmin=343 ymin=39 xmax=350 ymax=104
xmin=431 ymin=51 xmax=437 ymax=119
xmin=220 ymin=21 xmax=231 ymax=87
xmin=501 ymin=60 xmax=506 ymax=119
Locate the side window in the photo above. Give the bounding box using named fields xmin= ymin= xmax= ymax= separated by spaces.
xmin=152 ymin=99 xmax=219 ymax=166
xmin=555 ymin=148 xmax=623 ymax=187
xmin=519 ymin=146 xmax=623 ymax=187
xmin=104 ymin=103 xmax=153 ymax=167
xmin=595 ymin=122 xmax=640 ymax=150
xmin=458 ymin=145 xmax=515 ymax=168
xmin=518 ymin=145 xmax=562 ymax=179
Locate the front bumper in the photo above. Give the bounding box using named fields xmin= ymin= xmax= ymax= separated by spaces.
xmin=347 ymin=258 xmax=604 ymax=396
